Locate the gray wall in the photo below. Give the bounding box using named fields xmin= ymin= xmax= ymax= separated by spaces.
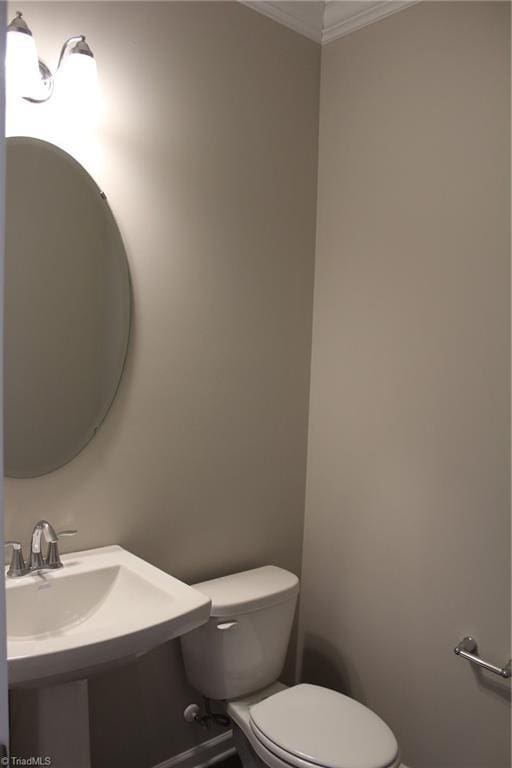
xmin=299 ymin=3 xmax=510 ymax=768
xmin=5 ymin=3 xmax=319 ymax=766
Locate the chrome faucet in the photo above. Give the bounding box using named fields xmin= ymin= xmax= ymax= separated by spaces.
xmin=29 ymin=520 xmax=59 ymax=571
xmin=4 ymin=521 xmax=77 ymax=578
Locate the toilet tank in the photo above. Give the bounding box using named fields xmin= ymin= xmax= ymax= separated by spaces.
xmin=180 ymin=566 xmax=299 ymax=700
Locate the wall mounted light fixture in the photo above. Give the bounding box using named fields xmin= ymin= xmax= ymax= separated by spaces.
xmin=6 ymin=11 xmax=97 ymax=103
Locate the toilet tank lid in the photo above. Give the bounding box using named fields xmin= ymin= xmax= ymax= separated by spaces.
xmin=193 ymin=566 xmax=299 ymax=617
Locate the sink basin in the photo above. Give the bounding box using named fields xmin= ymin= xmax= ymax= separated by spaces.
xmin=6 ymin=545 xmax=211 ymax=685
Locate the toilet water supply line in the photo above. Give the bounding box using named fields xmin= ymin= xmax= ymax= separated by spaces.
xmin=185 ymin=698 xmax=231 ymax=729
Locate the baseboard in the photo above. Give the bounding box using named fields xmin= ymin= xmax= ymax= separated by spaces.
xmin=153 ymin=731 xmax=235 ymax=768
xmin=151 ymin=731 xmax=410 ymax=768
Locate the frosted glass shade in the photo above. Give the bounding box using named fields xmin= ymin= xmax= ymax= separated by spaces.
xmin=56 ymin=50 xmax=98 ymax=108
xmin=6 ymin=30 xmax=39 ymax=98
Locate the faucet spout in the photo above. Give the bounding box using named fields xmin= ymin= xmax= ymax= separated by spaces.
xmin=31 ymin=520 xmax=58 ymax=552
xmin=30 ymin=520 xmax=58 ymax=570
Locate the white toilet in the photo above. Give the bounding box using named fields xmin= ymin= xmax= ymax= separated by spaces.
xmin=180 ymin=566 xmax=400 ymax=768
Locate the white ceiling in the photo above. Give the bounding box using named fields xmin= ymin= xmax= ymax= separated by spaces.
xmin=241 ymin=1 xmax=419 ymax=44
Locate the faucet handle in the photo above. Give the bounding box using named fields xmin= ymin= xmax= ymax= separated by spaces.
xmin=4 ymin=540 xmax=29 ymax=578
xmin=5 ymin=539 xmax=22 ymax=549
xmin=45 ymin=529 xmax=78 ymax=569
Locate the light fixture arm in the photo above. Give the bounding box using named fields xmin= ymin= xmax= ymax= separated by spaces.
xmin=22 ymin=35 xmax=93 ymax=105
xmin=57 ymin=35 xmax=86 ymax=69
xmin=22 ymin=59 xmax=53 ymax=104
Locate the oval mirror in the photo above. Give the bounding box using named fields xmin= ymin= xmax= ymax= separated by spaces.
xmin=5 ymin=137 xmax=131 ymax=478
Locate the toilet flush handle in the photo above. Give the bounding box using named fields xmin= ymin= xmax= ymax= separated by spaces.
xmin=216 ymin=621 xmax=238 ymax=630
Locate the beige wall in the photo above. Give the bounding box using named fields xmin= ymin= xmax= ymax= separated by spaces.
xmin=0 ymin=1 xmax=8 ymax=752
xmin=6 ymin=3 xmax=510 ymax=768
xmin=5 ymin=3 xmax=319 ymax=766
xmin=299 ymin=3 xmax=510 ymax=768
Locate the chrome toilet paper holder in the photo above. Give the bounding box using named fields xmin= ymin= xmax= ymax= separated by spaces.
xmin=454 ymin=636 xmax=511 ymax=679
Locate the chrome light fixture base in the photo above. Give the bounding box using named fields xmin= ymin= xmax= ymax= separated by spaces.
xmin=23 ymin=59 xmax=54 ymax=103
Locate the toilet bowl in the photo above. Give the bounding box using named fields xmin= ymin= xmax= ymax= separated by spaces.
xmin=228 ymin=682 xmax=400 ymax=768
xmin=180 ymin=566 xmax=400 ymax=768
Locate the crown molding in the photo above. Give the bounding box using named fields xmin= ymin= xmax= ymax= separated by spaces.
xmin=241 ymin=1 xmax=420 ymax=46
xmin=241 ymin=2 xmax=323 ymax=43
xmin=322 ymin=1 xmax=420 ymax=44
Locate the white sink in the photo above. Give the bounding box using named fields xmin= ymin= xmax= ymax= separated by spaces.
xmin=6 ymin=545 xmax=211 ymax=686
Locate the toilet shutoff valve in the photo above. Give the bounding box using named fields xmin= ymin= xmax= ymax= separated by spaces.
xmin=184 ymin=704 xmax=202 ymax=723
xmin=183 ymin=700 xmax=231 ymax=730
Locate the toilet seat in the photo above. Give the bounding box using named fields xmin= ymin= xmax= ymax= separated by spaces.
xmin=249 ymin=721 xmax=399 ymax=768
xmin=248 ymin=684 xmax=399 ymax=768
